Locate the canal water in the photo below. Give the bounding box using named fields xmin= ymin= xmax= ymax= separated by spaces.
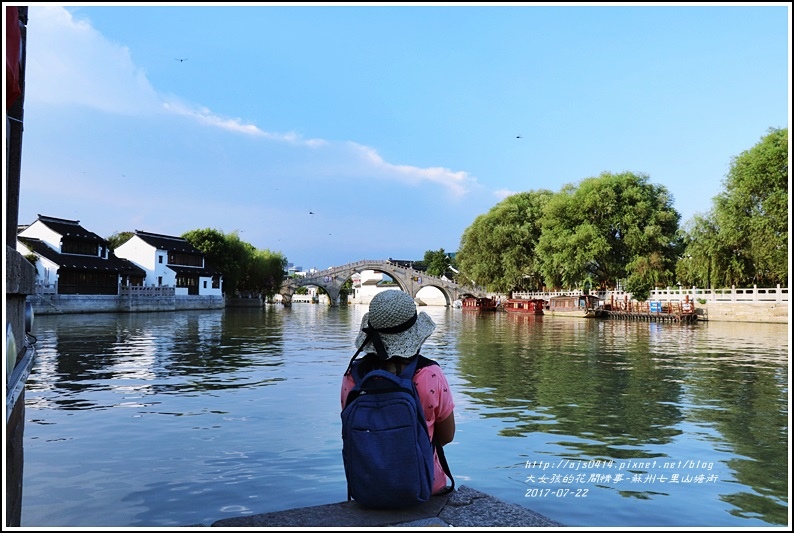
xmin=20 ymin=305 xmax=789 ymax=528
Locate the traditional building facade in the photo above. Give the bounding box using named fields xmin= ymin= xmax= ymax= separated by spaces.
xmin=114 ymin=230 xmax=223 ymax=296
xmin=17 ymin=215 xmax=145 ymax=294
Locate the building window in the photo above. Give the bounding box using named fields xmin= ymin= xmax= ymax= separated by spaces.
xmin=57 ymin=269 xmax=118 ymax=295
xmin=159 ymin=256 xmax=163 ymax=264
xmin=158 ymin=276 xmax=163 ymax=286
xmin=61 ymin=238 xmax=99 ymax=256
xmin=168 ymin=252 xmax=203 ymax=267
xmin=176 ymin=274 xmax=199 ymax=295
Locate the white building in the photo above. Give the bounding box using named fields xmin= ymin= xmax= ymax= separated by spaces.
xmin=17 ymin=215 xmax=145 ymax=294
xmin=114 ymin=230 xmax=223 ymax=296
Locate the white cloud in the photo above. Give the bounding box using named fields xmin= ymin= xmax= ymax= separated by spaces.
xmin=160 ymin=98 xmax=331 ymax=146
xmin=160 ymin=99 xmax=264 ymax=136
xmin=493 ymin=188 xmax=515 ymax=200
xmin=348 ymin=142 xmax=476 ymax=198
xmin=23 ymin=5 xmax=478 ymax=199
xmin=25 ymin=6 xmax=161 ymax=114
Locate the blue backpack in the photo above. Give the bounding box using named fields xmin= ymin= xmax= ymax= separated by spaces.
xmin=341 ymin=353 xmax=453 ymax=508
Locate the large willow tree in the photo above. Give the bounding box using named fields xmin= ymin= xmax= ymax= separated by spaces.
xmin=456 ymin=190 xmax=553 ymax=292
xmin=242 ymin=247 xmax=289 ymax=298
xmin=683 ymin=127 xmax=788 ymax=288
xmin=535 ymin=171 xmax=681 ymax=291
xmin=676 ymin=128 xmax=789 ymax=288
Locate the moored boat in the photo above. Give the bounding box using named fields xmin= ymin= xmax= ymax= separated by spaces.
xmin=548 ymin=294 xmax=607 ymax=318
xmin=503 ymin=298 xmax=545 ymax=315
xmin=461 ymin=296 xmax=498 ymax=311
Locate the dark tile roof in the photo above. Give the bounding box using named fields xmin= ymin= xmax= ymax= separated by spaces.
xmin=34 ymin=215 xmax=104 ymax=243
xmin=167 ymin=264 xmax=221 ymax=277
xmin=133 ymin=230 xmax=202 ymax=254
xmin=111 ymin=253 xmax=147 ymax=277
xmin=18 ymin=237 xmax=145 ymax=276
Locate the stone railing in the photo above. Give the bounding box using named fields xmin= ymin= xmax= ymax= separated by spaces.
xmin=512 ymin=285 xmax=788 ymax=304
xmin=649 ymin=285 xmax=787 ymax=303
xmin=120 ymin=285 xmax=176 ymax=297
xmin=34 ymin=281 xmax=57 ymax=295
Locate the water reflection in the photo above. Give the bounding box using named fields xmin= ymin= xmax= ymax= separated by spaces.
xmin=30 ymin=311 xmax=289 ymax=408
xmin=455 ymin=314 xmax=788 ymax=525
xmin=458 ymin=318 xmax=685 ymax=446
xmin=22 ymin=308 xmax=789 ymax=527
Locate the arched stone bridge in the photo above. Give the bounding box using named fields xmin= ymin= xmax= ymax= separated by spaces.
xmin=279 ymin=259 xmax=488 ymax=307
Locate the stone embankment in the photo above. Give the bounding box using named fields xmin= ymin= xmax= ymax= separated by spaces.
xmin=694 ymin=302 xmax=788 ymax=324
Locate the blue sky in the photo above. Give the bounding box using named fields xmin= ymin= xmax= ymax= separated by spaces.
xmin=9 ymin=3 xmax=791 ymax=271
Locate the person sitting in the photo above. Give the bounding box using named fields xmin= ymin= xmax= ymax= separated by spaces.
xmin=340 ymin=290 xmax=456 ymax=502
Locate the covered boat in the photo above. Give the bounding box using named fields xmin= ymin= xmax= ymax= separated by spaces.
xmin=548 ymin=294 xmax=606 ymax=318
xmin=460 ymin=296 xmax=498 ymax=311
xmin=503 ymin=298 xmax=545 ymax=315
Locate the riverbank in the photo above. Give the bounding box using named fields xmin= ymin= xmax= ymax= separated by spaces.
xmin=202 ymin=485 xmax=564 ymax=528
xmin=695 ymin=301 xmax=788 ymax=323
xmin=28 ymin=293 xmax=224 ymax=315
xmin=29 ymin=297 xmax=788 ymax=325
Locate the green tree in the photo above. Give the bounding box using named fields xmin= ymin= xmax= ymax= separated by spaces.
xmin=241 ymin=248 xmax=287 ymax=298
xmin=676 ymin=128 xmax=788 ymax=288
xmin=623 ymin=276 xmax=651 ymax=302
xmin=182 ymin=228 xmax=252 ymax=296
xmin=711 ymin=127 xmax=788 ymax=286
xmin=456 ymin=190 xmax=553 ymax=292
xmin=106 ymin=231 xmax=134 ymax=251
xmin=423 ymin=248 xmax=451 ymax=277
xmin=675 ymin=215 xmax=725 ymax=288
xmin=536 ymin=172 xmax=680 ymax=290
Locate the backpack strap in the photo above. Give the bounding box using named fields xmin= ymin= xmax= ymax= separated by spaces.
xmin=435 ymin=442 xmax=455 ymax=494
xmin=343 ymin=344 xmax=367 ymax=378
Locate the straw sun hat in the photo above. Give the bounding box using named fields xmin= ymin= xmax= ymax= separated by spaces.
xmin=354 ymin=290 xmax=436 ymax=360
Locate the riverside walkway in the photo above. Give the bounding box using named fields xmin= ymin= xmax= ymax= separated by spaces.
xmin=204 ymin=485 xmax=564 ymax=528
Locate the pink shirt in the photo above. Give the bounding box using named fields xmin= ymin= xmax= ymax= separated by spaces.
xmin=341 ymin=363 xmax=455 ymax=494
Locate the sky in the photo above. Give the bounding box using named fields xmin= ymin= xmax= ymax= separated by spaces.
xmin=6 ymin=3 xmax=791 ymax=271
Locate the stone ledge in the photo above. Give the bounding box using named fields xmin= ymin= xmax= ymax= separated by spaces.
xmin=208 ymin=485 xmax=564 ymax=528
xmin=6 ymin=245 xmax=37 ymax=295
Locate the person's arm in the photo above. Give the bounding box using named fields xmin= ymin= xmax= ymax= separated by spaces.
xmin=434 ymin=411 xmax=455 ymax=446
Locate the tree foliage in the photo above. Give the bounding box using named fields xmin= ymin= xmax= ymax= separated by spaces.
xmin=456 ymin=190 xmax=553 ymax=292
xmin=106 ymin=231 xmax=134 ymax=251
xmin=452 ymin=128 xmax=786 ymax=294
xmin=675 ymin=215 xmax=725 ymax=288
xmin=676 ymin=128 xmax=788 ymax=288
xmin=423 ymin=248 xmax=452 ymax=278
xmin=242 ymin=248 xmax=288 ymax=297
xmin=182 ymin=228 xmax=286 ymax=297
xmin=182 ymin=228 xmax=247 ymax=296
xmin=536 ymin=172 xmax=681 ymax=290
xmin=716 ymin=127 xmax=787 ymax=286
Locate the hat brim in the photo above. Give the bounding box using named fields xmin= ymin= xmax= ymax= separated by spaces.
xmin=355 ymin=310 xmax=436 ymax=358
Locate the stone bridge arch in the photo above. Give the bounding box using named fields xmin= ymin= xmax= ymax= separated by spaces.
xmin=279 ymin=259 xmax=487 ymax=307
